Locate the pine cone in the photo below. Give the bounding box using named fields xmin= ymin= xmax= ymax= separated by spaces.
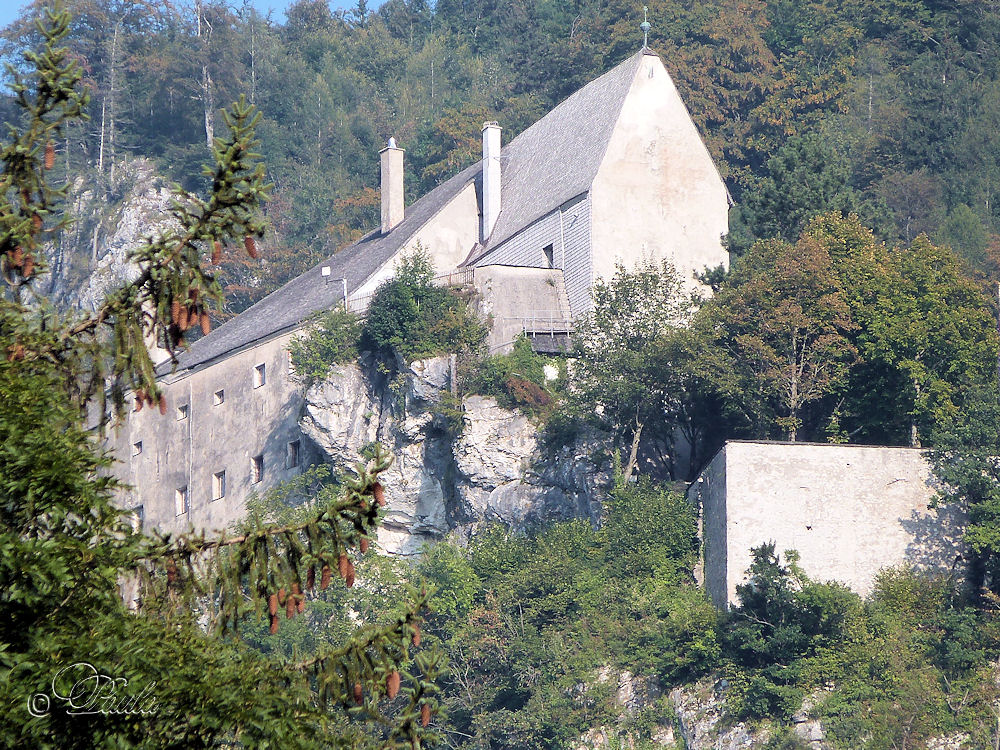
xmin=22 ymin=254 xmax=33 ymax=278
xmin=421 ymin=703 xmax=431 ymax=727
xmin=268 ymin=593 xmax=278 ymax=617
xmin=286 ymin=593 xmax=295 ymax=619
xmin=44 ymin=141 xmax=55 ymax=169
xmin=212 ymin=240 xmax=222 ymax=265
xmin=386 ymin=670 xmax=401 ymax=699
xmin=291 ymin=582 xmax=304 ymax=614
xmin=307 ymin=566 xmax=315 ymax=591
xmin=244 ymin=235 xmax=258 ymax=258
xmin=200 ymin=311 xmax=211 ymax=336
xmin=158 ymin=394 xmax=167 ymax=415
xmin=412 ymin=623 xmax=421 ymax=647
xmin=320 ymin=564 xmax=331 ymax=590
xmin=166 ymin=559 xmax=177 ymax=584
xmin=353 ymin=683 xmax=363 ymax=705
xmin=11 ymin=246 xmax=23 ymax=265
xmin=360 ymin=537 xmax=369 ymax=554
xmin=270 ymin=614 xmax=279 ymax=634
xmin=135 ymin=389 xmax=145 ymax=412
xmin=373 ymin=483 xmax=386 ymax=507
xmin=171 ymin=299 xmax=181 ymax=324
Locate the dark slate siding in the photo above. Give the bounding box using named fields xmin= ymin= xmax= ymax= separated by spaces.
xmin=560 ymin=193 xmax=591 ymax=317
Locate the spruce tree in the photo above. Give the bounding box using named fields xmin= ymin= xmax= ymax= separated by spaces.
xmin=0 ymin=4 xmax=442 ymax=747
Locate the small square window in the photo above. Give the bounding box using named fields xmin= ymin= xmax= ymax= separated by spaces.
xmin=176 ymin=404 xmax=189 ymax=421
xmin=174 ymin=487 xmax=189 ymax=516
xmin=253 ymin=363 xmax=266 ymax=388
xmin=252 ymin=454 xmax=264 ymax=484
xmin=212 ymin=470 xmax=226 ymax=500
xmin=213 ymin=390 xmax=225 ymax=406
xmin=286 ymin=440 xmax=300 ymax=469
xmin=131 ymin=440 xmax=142 ymax=457
xmin=543 ymin=243 xmax=554 ymax=268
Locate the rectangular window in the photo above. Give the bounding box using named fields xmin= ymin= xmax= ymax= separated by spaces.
xmin=213 ymin=389 xmax=225 ymax=406
xmin=212 ymin=470 xmax=226 ymax=500
xmin=253 ymin=363 xmax=266 ymax=388
xmin=176 ymin=404 xmax=189 ymax=421
xmin=543 ymin=243 xmax=554 ymax=268
xmin=252 ymin=454 xmax=264 ymax=484
xmin=174 ymin=487 xmax=188 ymax=516
xmin=131 ymin=440 xmax=142 ymax=457
xmin=286 ymin=440 xmax=300 ymax=469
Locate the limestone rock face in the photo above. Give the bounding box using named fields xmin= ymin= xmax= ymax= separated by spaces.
xmin=68 ymin=159 xmax=178 ymax=310
xmin=300 ymin=355 xmax=610 ymax=555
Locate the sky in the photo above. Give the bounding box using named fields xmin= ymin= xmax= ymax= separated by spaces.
xmin=0 ymin=1 xmax=360 ymax=32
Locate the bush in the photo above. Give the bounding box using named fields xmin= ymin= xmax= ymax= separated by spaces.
xmin=465 ymin=335 xmax=559 ymax=415
xmin=362 ymin=250 xmax=486 ymax=362
xmin=288 ymin=307 xmax=362 ymax=384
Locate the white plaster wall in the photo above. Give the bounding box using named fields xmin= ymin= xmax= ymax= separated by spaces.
xmin=700 ymin=442 xmax=967 ymax=608
xmin=590 ymin=54 xmax=729 ymax=290
xmin=108 ymin=330 xmax=317 ymax=536
xmin=352 ymin=181 xmax=481 ymax=303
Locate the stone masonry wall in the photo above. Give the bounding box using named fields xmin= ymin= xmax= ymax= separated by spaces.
xmin=692 ymin=441 xmax=968 ymax=608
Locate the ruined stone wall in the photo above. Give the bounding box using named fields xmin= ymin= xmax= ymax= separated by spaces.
xmin=691 ymin=441 xmax=967 ymax=608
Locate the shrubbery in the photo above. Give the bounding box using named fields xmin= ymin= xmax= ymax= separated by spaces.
xmin=463 ymin=335 xmax=562 ymax=415
xmin=362 ymin=251 xmax=486 ymax=363
xmin=288 ymin=308 xmax=362 ymax=384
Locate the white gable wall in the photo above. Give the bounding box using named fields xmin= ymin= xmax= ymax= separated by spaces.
xmin=590 ymin=54 xmax=729 ymax=292
xmin=350 ymin=180 xmax=481 ymax=307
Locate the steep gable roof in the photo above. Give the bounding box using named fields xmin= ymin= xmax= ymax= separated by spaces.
xmin=162 ymin=50 xmax=649 ymax=375
xmin=468 ymin=50 xmax=646 ymax=265
xmin=163 ymin=161 xmax=482 ymax=375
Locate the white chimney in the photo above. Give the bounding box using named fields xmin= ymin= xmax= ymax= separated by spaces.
xmin=482 ymin=122 xmax=502 ymax=242
xmin=380 ymin=137 xmax=404 ymax=234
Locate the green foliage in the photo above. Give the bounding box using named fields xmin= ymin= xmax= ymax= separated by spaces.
xmin=411 ymin=479 xmax=717 ymax=747
xmin=362 ymin=249 xmax=486 ymax=363
xmin=464 ymin=335 xmax=558 ymax=416
xmin=930 ymin=385 xmax=1000 ymax=595
xmin=0 ymin=10 xmax=443 ymax=747
xmin=724 ymin=544 xmax=860 ymax=720
xmin=288 ymin=307 xmax=363 ymax=385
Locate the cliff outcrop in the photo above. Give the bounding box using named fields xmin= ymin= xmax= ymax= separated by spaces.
xmin=300 ymin=355 xmax=610 ymax=555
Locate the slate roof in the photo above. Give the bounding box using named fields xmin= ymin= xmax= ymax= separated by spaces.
xmin=164 ymin=161 xmax=482 ymax=374
xmin=163 ymin=51 xmax=647 ymax=375
xmin=474 ymin=50 xmax=646 ymax=258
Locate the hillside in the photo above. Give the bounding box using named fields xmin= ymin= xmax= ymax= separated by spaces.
xmin=4 ymin=0 xmax=1000 ymax=313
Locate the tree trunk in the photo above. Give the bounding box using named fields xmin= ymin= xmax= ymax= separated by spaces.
xmin=108 ymin=21 xmax=120 ymax=186
xmin=196 ymin=1 xmax=215 ymax=150
xmin=622 ymin=420 xmax=644 ymax=484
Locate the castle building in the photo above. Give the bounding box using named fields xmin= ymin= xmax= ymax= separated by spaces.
xmin=112 ymin=49 xmax=730 ymax=536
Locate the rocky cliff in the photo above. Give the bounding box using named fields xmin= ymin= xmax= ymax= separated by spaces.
xmin=300 ymin=355 xmax=611 ymax=555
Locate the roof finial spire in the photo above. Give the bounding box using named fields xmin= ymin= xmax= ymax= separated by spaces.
xmin=640 ymin=6 xmax=651 ymax=49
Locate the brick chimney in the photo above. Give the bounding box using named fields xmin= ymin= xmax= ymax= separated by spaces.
xmin=482 ymin=122 xmax=502 ymax=242
xmin=380 ymin=137 xmax=404 ymax=234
